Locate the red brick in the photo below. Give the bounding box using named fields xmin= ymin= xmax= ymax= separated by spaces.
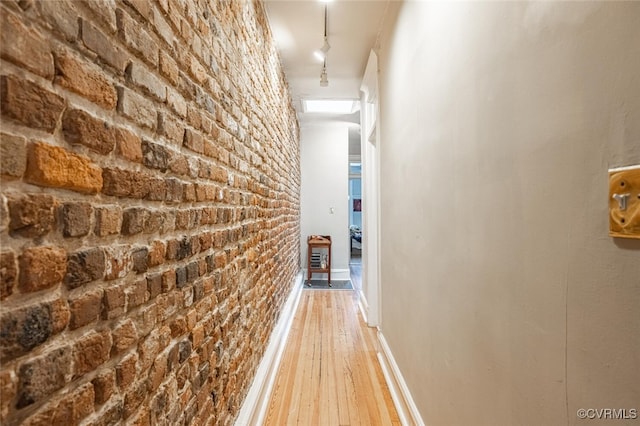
xmin=141 ymin=140 xmax=169 ymax=171
xmin=62 ymin=109 xmax=117 ymax=155
xmin=0 ymin=10 xmax=54 ymax=78
xmin=214 ymin=252 xmax=227 ymax=269
xmin=116 ymin=352 xmax=137 ymax=389
xmin=81 ymin=0 xmax=118 ymax=33
xmin=0 ymin=251 xmax=17 ymax=300
xmin=189 ymin=57 xmax=207 ymax=85
xmin=147 ymin=274 xmax=162 ymax=300
xmin=81 ymin=19 xmax=129 ymax=73
xmin=51 ymin=382 xmax=95 ymax=424
xmin=163 ymin=0 xmax=182 ymax=30
xmin=152 ymin=7 xmax=174 ymax=46
xmin=123 ymin=381 xmax=146 ymax=420
xmin=187 ymin=105 xmax=202 ymax=131
xmin=68 ymin=288 xmax=103 ymax=329
xmin=165 ymin=178 xmax=184 ymax=203
xmin=0 ymin=75 xmax=64 ymax=133
xmin=7 ymin=193 xmax=57 ymax=238
xmin=158 ymin=112 xmax=184 ymax=147
xmin=132 ymin=304 xmax=158 ymax=338
xmin=92 ymin=399 xmax=125 ymax=426
xmin=131 ymin=248 xmax=149 ymax=273
xmin=0 ymin=369 xmax=16 ymax=420
xmin=147 ymin=354 xmax=167 ymax=392
xmin=112 ymin=319 xmax=138 ymax=354
xmin=148 ymin=241 xmax=166 ymax=267
xmin=117 ymin=87 xmax=157 ymax=130
xmin=0 ymin=303 xmax=53 ymax=362
xmin=16 ymin=347 xmax=72 ymax=408
xmin=200 ymin=232 xmax=213 ymax=251
xmin=61 ymin=202 xmax=92 ymax=237
xmin=25 ymin=142 xmax=103 ymax=194
xmin=36 ymin=0 xmax=80 ymax=42
xmin=169 ymin=316 xmax=186 ymax=339
xmin=103 ymin=282 xmax=126 ymax=319
xmin=175 ymin=209 xmax=198 ymax=230
xmin=116 ymin=128 xmax=143 ymax=163
xmin=162 ymin=270 xmax=176 ymax=293
xmin=126 ymin=278 xmax=148 ymax=308
xmin=102 ymin=167 xmax=151 ymax=199
xmin=74 ymin=330 xmax=112 ymax=376
xmin=104 ymin=245 xmax=132 ymax=281
xmin=65 ymin=247 xmax=105 ymax=287
xmin=167 ymin=88 xmax=187 ymax=118
xmin=190 ymin=323 xmax=204 ymax=348
xmin=211 ymin=164 xmax=228 ymax=183
xmin=49 ymin=299 xmax=70 ymax=334
xmin=127 ymin=62 xmax=166 ymax=102
xmin=94 ymin=205 xmax=123 ymax=236
xmin=19 ymin=246 xmax=66 ymax=293
xmin=54 ymin=49 xmax=117 ymax=110
xmin=122 ymin=208 xmax=149 ymax=235
xmin=146 ymin=178 xmax=167 ymax=202
xmin=130 ymin=404 xmax=151 ymax=426
xmin=137 ymin=331 xmax=161 ymax=371
xmin=159 ymin=51 xmax=179 ymax=86
xmin=183 ymin=128 xmax=204 ymax=154
xmin=0 ymin=133 xmax=27 ymax=178
xmin=144 ymin=210 xmax=165 ymax=233
xmin=203 ymin=206 xmax=219 ymax=224
xmin=182 ymin=182 xmax=196 ymax=201
xmin=116 ymin=8 xmax=158 ymax=67
xmin=124 ymin=0 xmax=152 ymax=20
xmin=92 ymin=369 xmax=116 ymax=405
xmin=160 ymin=211 xmax=176 ymax=234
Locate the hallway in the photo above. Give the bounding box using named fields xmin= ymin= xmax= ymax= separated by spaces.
xmin=264 ymin=286 xmax=400 ymax=425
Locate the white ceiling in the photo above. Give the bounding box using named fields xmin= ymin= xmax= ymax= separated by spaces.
xmin=264 ymin=0 xmax=394 ymax=116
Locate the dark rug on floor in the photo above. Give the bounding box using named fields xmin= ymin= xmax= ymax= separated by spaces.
xmin=304 ymin=280 xmax=353 ymax=290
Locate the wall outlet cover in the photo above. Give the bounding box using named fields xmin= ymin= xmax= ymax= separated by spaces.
xmin=609 ymin=165 xmax=640 ymax=239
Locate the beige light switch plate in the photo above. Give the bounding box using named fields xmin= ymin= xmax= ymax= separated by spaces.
xmin=609 ymin=165 xmax=640 ymax=239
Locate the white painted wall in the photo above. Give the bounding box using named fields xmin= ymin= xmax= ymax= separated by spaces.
xmin=377 ymin=2 xmax=640 ymax=425
xmin=300 ymin=124 xmax=350 ymax=278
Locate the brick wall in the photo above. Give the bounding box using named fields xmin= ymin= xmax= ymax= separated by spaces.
xmin=0 ymin=0 xmax=300 ymax=424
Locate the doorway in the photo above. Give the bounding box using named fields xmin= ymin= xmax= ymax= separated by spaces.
xmin=349 ymin=163 xmax=362 ymax=264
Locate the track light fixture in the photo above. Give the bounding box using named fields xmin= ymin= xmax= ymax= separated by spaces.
xmin=320 ymin=64 xmax=328 ymax=87
xmin=314 ymin=37 xmax=330 ymax=61
xmin=318 ymin=4 xmax=329 ymax=87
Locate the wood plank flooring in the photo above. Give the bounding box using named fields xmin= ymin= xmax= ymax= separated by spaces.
xmin=264 ymin=287 xmax=400 ymax=426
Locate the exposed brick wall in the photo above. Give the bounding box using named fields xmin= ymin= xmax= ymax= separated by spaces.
xmin=0 ymin=0 xmax=301 ymax=424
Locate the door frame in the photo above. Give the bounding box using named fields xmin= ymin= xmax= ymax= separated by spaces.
xmin=360 ymin=50 xmax=381 ymax=328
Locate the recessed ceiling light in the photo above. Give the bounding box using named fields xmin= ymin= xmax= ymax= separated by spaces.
xmin=302 ymin=100 xmax=357 ymax=114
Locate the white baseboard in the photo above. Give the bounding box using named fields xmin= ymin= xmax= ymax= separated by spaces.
xmin=302 ymin=268 xmax=351 ymax=281
xmin=358 ymin=289 xmax=369 ymax=324
xmin=377 ymin=331 xmax=425 ymax=426
xmin=235 ymin=272 xmax=304 ymax=426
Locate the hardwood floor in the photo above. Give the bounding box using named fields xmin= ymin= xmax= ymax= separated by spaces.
xmin=264 ymin=287 xmax=400 ymax=426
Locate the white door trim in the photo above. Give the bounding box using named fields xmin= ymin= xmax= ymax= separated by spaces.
xmin=360 ymin=49 xmax=381 ymax=328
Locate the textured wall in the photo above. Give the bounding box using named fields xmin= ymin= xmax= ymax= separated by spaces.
xmin=0 ymin=0 xmax=300 ymax=424
xmin=377 ymin=2 xmax=640 ymax=425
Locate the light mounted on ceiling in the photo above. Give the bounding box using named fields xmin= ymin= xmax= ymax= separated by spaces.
xmin=317 ymin=4 xmax=329 ymax=87
xmin=313 ymin=37 xmax=331 ymax=62
xmin=320 ymin=65 xmax=328 ymax=87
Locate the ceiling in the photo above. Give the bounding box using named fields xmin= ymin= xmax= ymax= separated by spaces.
xmin=264 ymin=0 xmax=395 ymax=118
